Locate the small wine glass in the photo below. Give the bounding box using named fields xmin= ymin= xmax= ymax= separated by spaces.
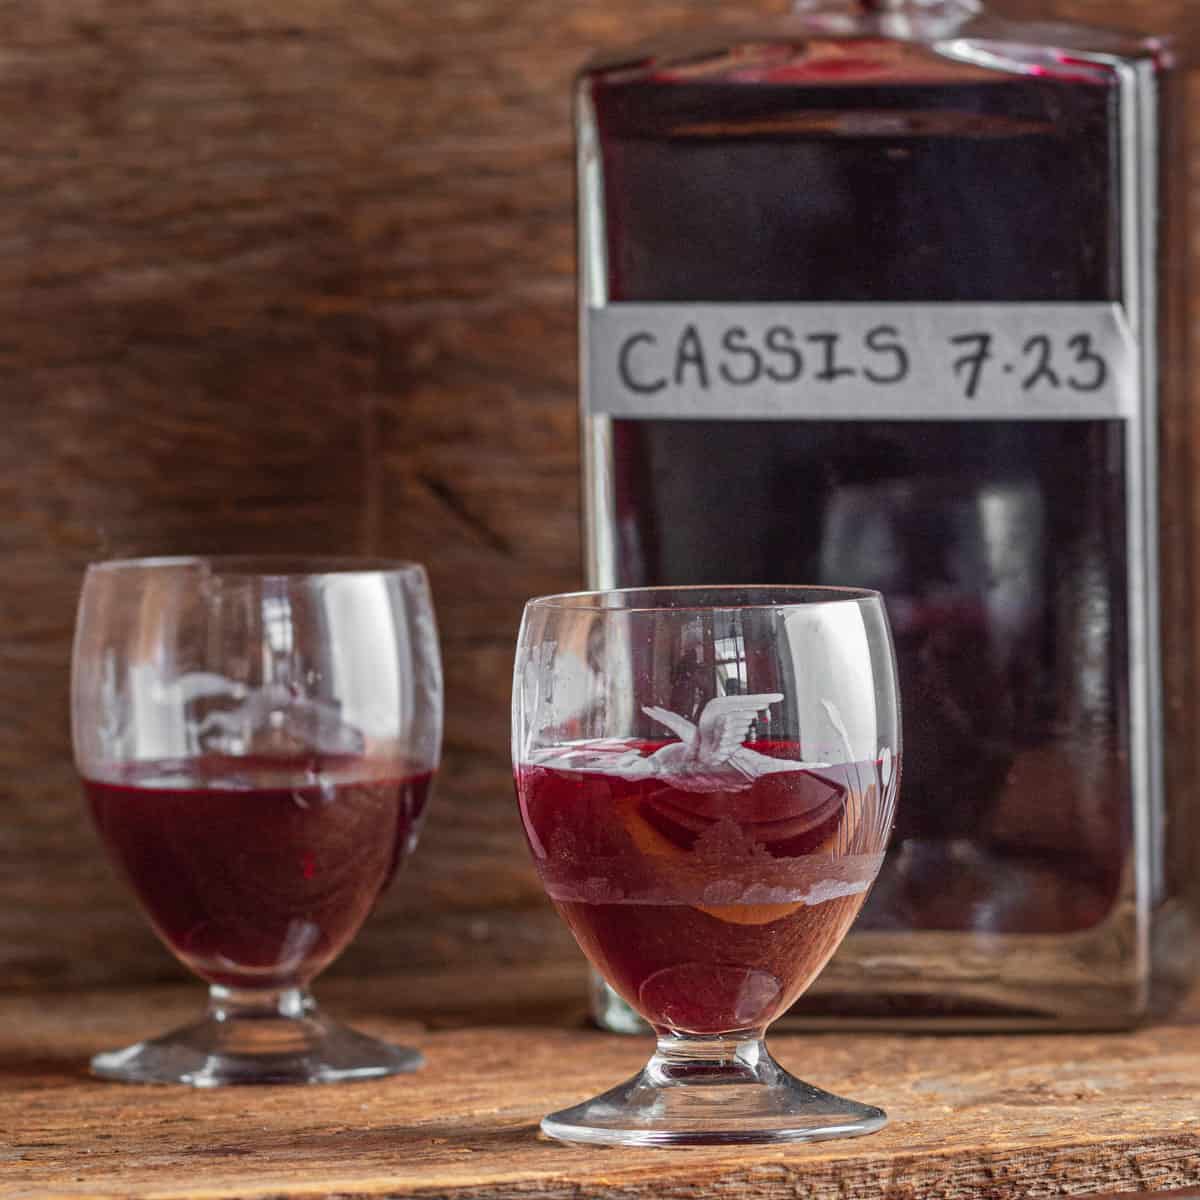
xmin=72 ymin=556 xmax=443 ymax=1086
xmin=512 ymin=586 xmax=899 ymax=1146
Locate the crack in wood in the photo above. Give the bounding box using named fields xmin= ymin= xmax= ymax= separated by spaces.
xmin=419 ymin=471 xmax=514 ymax=557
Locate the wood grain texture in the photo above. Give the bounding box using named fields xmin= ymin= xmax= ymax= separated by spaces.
xmin=0 ymin=0 xmax=1197 ymax=990
xmin=6 ymin=969 xmax=1200 ymax=1199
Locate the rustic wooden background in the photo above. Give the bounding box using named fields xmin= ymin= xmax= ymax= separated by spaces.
xmin=1 ymin=0 xmax=1196 ymax=993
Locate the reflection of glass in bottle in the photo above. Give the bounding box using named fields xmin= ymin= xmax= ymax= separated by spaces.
xmin=579 ymin=0 xmax=1196 ymax=1028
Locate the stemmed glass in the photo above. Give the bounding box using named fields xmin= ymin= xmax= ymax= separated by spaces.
xmin=513 ymin=586 xmax=899 ymax=1146
xmin=72 ymin=556 xmax=443 ymax=1086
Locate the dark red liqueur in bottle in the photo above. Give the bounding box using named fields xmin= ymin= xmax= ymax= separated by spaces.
xmin=87 ymin=756 xmax=433 ymax=988
xmin=585 ymin=39 xmax=1132 ymax=938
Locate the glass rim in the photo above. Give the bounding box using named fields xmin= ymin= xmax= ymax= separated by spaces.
xmin=523 ymin=584 xmax=882 ymax=614
xmin=84 ymin=555 xmax=426 ymax=581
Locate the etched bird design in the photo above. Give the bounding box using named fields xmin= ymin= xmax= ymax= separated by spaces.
xmin=534 ymin=693 xmax=828 ymax=794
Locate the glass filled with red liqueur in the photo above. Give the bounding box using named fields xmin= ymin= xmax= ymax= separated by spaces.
xmin=72 ymin=556 xmax=442 ymax=1086
xmin=513 ymin=585 xmax=899 ymax=1146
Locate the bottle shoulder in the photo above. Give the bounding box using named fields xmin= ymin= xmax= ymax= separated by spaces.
xmin=579 ymin=15 xmax=1168 ymax=94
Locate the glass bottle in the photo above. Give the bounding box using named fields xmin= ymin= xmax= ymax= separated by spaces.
xmin=578 ymin=0 xmax=1196 ymax=1029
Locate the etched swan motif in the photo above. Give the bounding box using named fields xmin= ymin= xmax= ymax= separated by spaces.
xmin=536 ymin=693 xmax=830 ymax=794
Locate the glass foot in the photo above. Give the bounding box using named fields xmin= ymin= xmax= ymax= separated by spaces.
xmin=91 ymin=986 xmax=422 ymax=1087
xmin=542 ymin=1033 xmax=886 ymax=1147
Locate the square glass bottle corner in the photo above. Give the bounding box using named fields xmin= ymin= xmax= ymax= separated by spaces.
xmin=577 ymin=0 xmax=1198 ymax=1030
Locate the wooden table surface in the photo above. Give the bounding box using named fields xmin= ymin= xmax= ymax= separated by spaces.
xmin=5 ymin=964 xmax=1200 ymax=1200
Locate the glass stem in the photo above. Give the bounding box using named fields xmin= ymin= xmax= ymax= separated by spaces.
xmin=204 ymin=985 xmax=325 ymax=1058
xmin=645 ymin=1030 xmax=772 ymax=1087
xmin=208 ymin=984 xmax=313 ymax=1023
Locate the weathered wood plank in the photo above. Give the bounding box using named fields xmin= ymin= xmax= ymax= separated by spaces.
xmin=0 ymin=0 xmax=1196 ymax=991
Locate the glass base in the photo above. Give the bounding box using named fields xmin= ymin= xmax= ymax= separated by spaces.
xmin=542 ymin=1033 xmax=886 ymax=1147
xmin=91 ymin=986 xmax=422 ymax=1087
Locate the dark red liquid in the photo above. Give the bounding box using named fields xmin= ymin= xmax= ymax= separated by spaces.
xmin=517 ymin=741 xmax=894 ymax=1034
xmin=588 ymin=40 xmax=1129 ymax=934
xmin=86 ymin=757 xmax=433 ymax=989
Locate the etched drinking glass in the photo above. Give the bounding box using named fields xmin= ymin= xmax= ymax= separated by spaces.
xmin=72 ymin=556 xmax=442 ymax=1086
xmin=513 ymin=586 xmax=899 ymax=1146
